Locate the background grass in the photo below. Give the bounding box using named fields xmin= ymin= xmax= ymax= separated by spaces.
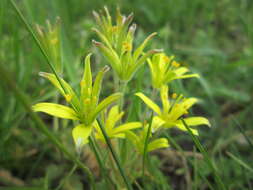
xmin=0 ymin=0 xmax=253 ymax=189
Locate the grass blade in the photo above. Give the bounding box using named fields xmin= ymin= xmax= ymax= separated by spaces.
xmin=226 ymin=151 xmax=253 ymax=173
xmin=181 ymin=119 xmax=226 ymax=190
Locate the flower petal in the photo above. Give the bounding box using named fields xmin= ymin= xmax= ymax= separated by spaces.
xmin=173 ymin=123 xmax=199 ymax=135
xmin=91 ymin=93 xmax=122 ymax=121
xmin=39 ymin=72 xmax=80 ymax=108
xmin=135 ymin=92 xmax=161 ymax=115
xmin=72 ymin=124 xmax=92 ymax=147
xmin=133 ymin=32 xmax=157 ymax=61
xmin=113 ymin=122 xmax=142 ymax=134
xmin=160 ymin=85 xmax=170 ymax=113
xmin=152 ymin=116 xmax=165 ymax=132
xmin=147 ymin=138 xmax=169 ymax=152
xmin=105 ymin=105 xmax=124 ymax=132
xmin=183 ymin=117 xmax=211 ymax=127
xmin=32 ymin=102 xmax=79 ymax=120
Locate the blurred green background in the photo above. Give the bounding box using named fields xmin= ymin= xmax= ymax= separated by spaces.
xmin=0 ymin=0 xmax=253 ymax=189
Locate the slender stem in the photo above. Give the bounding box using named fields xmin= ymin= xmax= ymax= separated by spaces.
xmin=0 ymin=63 xmax=95 ymax=190
xmin=142 ymin=112 xmax=153 ymax=179
xmin=119 ymin=81 xmax=128 ymax=110
xmin=89 ymin=136 xmax=114 ymax=189
xmin=53 ymin=94 xmax=59 ymax=131
xmin=55 ymin=164 xmax=78 ymax=190
xmin=181 ymin=119 xmax=226 ymax=190
xmin=96 ymin=119 xmax=133 ymax=190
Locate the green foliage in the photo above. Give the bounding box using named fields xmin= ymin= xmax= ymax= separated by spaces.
xmin=1 ymin=0 xmax=253 ymax=189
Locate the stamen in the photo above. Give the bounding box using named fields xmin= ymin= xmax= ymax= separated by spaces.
xmin=65 ymin=94 xmax=73 ymax=102
xmin=172 ymin=61 xmax=180 ymax=68
xmin=50 ymin=38 xmax=58 ymax=45
xmin=123 ymin=42 xmax=132 ymax=51
xmin=172 ymin=93 xmax=177 ymax=99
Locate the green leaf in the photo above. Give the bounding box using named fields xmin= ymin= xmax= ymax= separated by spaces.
xmin=32 ymin=102 xmax=79 ymax=120
xmin=135 ymin=92 xmax=161 ymax=115
xmin=72 ymin=124 xmax=92 ymax=147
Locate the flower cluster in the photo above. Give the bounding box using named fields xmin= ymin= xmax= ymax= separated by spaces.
xmin=33 ymin=7 xmax=210 ymax=156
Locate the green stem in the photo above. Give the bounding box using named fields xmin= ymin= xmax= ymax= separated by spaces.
xmin=142 ymin=112 xmax=153 ymax=179
xmin=53 ymin=94 xmax=59 ymax=131
xmin=0 ymin=63 xmax=95 ymax=190
xmin=119 ymin=81 xmax=127 ymax=110
xmin=89 ymin=136 xmax=115 ymax=189
xmin=97 ymin=119 xmax=133 ymax=190
xmin=55 ymin=164 xmax=78 ymax=190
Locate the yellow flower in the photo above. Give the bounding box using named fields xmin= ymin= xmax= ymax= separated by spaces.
xmin=126 ymin=123 xmax=169 ymax=155
xmin=92 ymin=7 xmax=160 ymax=81
xmin=32 ymin=54 xmax=122 ymax=148
xmin=95 ymin=105 xmax=142 ymax=142
xmin=135 ymin=85 xmax=210 ymax=135
xmin=148 ymin=53 xmax=199 ymax=89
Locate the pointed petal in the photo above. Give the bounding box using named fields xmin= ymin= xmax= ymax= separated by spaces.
xmin=174 ymin=123 xmax=199 ymax=135
xmin=113 ymin=122 xmax=142 ymax=134
xmin=135 ymin=92 xmax=161 ymax=115
xmin=160 ymin=85 xmax=170 ymax=113
xmin=39 ymin=72 xmax=77 ymax=98
xmin=91 ymin=93 xmax=122 ymax=121
xmin=105 ymin=105 xmax=124 ymax=132
xmin=93 ymin=40 xmax=121 ymax=73
xmin=147 ymin=138 xmax=169 ymax=152
xmin=174 ymin=67 xmax=189 ymax=76
xmin=82 ymin=53 xmax=93 ymax=90
xmin=125 ymin=131 xmax=139 ymax=147
xmin=182 ymin=98 xmax=198 ymax=109
xmin=92 ymin=27 xmax=112 ymax=48
xmin=91 ymin=66 xmax=109 ymax=105
xmin=181 ymin=117 xmax=211 ymax=127
xmin=152 ymin=116 xmax=165 ymax=132
xmin=133 ymin=32 xmax=157 ymax=61
xmin=32 ymin=102 xmax=79 ymax=120
xmin=173 ymin=74 xmax=200 ymax=80
xmin=72 ymin=124 xmax=92 ymax=147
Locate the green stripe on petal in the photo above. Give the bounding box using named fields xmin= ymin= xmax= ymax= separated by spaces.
xmin=135 ymin=92 xmax=161 ymax=115
xmin=32 ymin=102 xmax=79 ymax=120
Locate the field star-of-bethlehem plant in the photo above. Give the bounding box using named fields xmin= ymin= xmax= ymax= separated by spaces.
xmin=32 ymin=7 xmax=211 ymax=190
